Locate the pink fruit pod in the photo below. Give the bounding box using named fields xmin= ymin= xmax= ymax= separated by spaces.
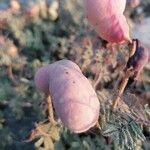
xmin=34 ymin=60 xmax=81 ymax=94
xmin=84 ymin=0 xmax=131 ymax=43
xmin=34 ymin=60 xmax=100 ymax=133
xmin=34 ymin=65 xmax=50 ymax=94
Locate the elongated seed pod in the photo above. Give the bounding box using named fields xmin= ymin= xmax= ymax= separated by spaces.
xmin=84 ymin=0 xmax=131 ymax=43
xmin=34 ymin=60 xmax=100 ymax=133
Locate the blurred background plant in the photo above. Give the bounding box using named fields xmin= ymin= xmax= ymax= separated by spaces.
xmin=0 ymin=0 xmax=150 ymax=150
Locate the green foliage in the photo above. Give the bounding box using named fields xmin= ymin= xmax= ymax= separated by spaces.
xmin=100 ymin=105 xmax=145 ymax=150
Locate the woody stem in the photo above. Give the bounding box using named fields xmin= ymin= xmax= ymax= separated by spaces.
xmin=47 ymin=95 xmax=56 ymax=125
xmin=112 ymin=70 xmax=131 ymax=110
xmin=112 ymin=40 xmax=136 ymax=110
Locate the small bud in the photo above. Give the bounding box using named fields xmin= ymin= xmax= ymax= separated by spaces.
xmin=26 ymin=4 xmax=40 ymax=17
xmin=10 ymin=0 xmax=21 ymax=12
xmin=127 ymin=0 xmax=141 ymax=8
xmin=127 ymin=39 xmax=149 ymax=79
xmin=6 ymin=45 xmax=18 ymax=57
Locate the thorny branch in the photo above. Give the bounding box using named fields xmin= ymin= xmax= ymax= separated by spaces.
xmin=112 ymin=40 xmax=137 ymax=110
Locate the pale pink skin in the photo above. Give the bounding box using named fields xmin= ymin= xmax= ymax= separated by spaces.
xmin=34 ymin=60 xmax=81 ymax=94
xmin=34 ymin=60 xmax=100 ymax=133
xmin=34 ymin=65 xmax=50 ymax=94
xmin=84 ymin=0 xmax=131 ymax=43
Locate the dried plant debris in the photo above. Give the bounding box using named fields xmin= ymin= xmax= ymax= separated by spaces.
xmin=25 ymin=121 xmax=60 ymax=150
xmin=25 ymin=121 xmax=110 ymax=150
xmin=55 ymin=128 xmax=110 ymax=150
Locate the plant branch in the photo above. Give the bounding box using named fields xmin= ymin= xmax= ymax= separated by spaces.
xmin=47 ymin=95 xmax=56 ymax=125
xmin=112 ymin=40 xmax=136 ymax=110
